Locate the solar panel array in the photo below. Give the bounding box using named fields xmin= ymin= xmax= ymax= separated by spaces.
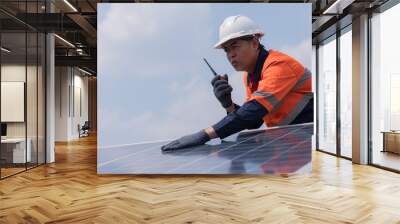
xmin=98 ymin=123 xmax=313 ymax=175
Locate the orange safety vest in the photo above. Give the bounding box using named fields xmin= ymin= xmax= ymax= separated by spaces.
xmin=244 ymin=49 xmax=313 ymax=127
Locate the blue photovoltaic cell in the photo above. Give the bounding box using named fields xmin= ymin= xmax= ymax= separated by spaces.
xmin=97 ymin=123 xmax=313 ymax=175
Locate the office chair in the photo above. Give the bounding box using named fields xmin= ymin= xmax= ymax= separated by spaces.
xmin=79 ymin=121 xmax=90 ymax=138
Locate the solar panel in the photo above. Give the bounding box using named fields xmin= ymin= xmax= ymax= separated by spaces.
xmin=98 ymin=122 xmax=313 ymax=175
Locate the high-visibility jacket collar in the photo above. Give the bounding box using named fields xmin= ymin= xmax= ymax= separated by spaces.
xmin=247 ymin=44 xmax=269 ymax=91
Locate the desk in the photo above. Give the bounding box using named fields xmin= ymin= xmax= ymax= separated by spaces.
xmin=1 ymin=138 xmax=32 ymax=163
xmin=381 ymin=131 xmax=400 ymax=154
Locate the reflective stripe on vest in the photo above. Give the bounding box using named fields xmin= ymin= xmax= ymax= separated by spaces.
xmin=274 ymin=68 xmax=312 ymax=126
xmin=253 ymin=91 xmax=279 ymax=108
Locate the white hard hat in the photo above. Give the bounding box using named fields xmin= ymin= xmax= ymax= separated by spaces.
xmin=214 ymin=15 xmax=264 ymax=49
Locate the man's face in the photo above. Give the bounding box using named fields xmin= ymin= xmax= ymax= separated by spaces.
xmin=222 ymin=37 xmax=259 ymax=72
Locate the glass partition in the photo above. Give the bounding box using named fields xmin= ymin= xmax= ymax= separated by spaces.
xmin=0 ymin=1 xmax=46 ymax=179
xmin=1 ymin=30 xmax=28 ymax=177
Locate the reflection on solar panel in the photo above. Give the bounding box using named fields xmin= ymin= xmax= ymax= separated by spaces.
xmin=98 ymin=123 xmax=313 ymax=175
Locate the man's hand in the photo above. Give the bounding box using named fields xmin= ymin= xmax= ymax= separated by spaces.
xmin=211 ymin=74 xmax=233 ymax=109
xmin=225 ymin=104 xmax=236 ymax=113
xmin=161 ymin=130 xmax=211 ymax=151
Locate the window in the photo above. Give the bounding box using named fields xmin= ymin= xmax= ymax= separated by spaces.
xmin=370 ymin=2 xmax=400 ymax=171
xmin=317 ymin=35 xmax=337 ymax=154
xmin=339 ymin=26 xmax=352 ymax=158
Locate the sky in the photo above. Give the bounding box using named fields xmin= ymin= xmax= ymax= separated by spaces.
xmin=97 ymin=3 xmax=312 ymax=148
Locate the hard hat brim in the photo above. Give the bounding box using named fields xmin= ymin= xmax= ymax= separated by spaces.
xmin=214 ymin=31 xmax=264 ymax=49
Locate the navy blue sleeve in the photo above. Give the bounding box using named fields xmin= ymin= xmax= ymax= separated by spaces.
xmin=212 ymin=100 xmax=268 ymax=139
xmin=226 ymin=103 xmax=241 ymax=115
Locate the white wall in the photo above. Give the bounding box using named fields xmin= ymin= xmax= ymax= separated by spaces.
xmin=55 ymin=67 xmax=89 ymax=141
xmin=1 ymin=65 xmax=38 ymax=138
xmin=71 ymin=72 xmax=89 ymax=138
xmin=1 ymin=66 xmax=26 ymax=134
xmin=55 ymin=66 xmax=70 ymax=141
xmin=1 ymin=82 xmax=25 ymax=122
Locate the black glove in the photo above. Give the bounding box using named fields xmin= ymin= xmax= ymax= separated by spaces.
xmin=161 ymin=130 xmax=210 ymax=151
xmin=211 ymin=74 xmax=233 ymax=108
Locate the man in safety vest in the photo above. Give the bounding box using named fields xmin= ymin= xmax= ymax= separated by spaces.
xmin=161 ymin=15 xmax=313 ymax=151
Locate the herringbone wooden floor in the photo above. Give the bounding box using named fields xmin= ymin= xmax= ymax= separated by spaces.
xmin=1 ymin=134 xmax=400 ymax=224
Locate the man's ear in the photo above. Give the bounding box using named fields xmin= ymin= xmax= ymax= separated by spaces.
xmin=251 ymin=38 xmax=259 ymax=50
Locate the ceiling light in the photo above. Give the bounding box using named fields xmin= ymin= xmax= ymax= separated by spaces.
xmin=78 ymin=67 xmax=93 ymax=76
xmin=54 ymin=34 xmax=75 ymax=48
xmin=1 ymin=47 xmax=11 ymax=53
xmin=63 ymin=0 xmax=78 ymax=12
xmin=323 ymin=0 xmax=355 ymax=15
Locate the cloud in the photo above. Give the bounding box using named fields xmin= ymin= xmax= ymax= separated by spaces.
xmin=98 ymin=69 xmax=257 ymax=147
xmin=276 ymin=38 xmax=312 ymax=69
xmin=99 ymin=75 xmax=227 ymax=146
xmin=98 ymin=4 xmax=213 ymax=80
